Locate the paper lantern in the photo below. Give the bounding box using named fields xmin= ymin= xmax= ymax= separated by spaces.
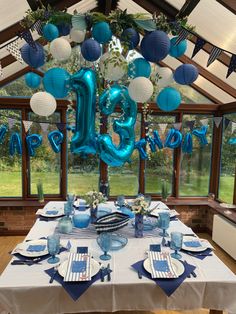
xmin=169 ymin=37 xmax=187 ymax=58
xmin=128 ymin=58 xmax=151 ymax=78
xmin=156 ymin=67 xmax=173 ymax=87
xmin=70 ymin=28 xmax=86 ymax=43
xmin=156 ymin=87 xmax=181 ymax=111
xmin=42 ymin=23 xmax=59 ymax=42
xmin=43 ymin=68 xmax=70 ymax=98
xmin=121 ymin=28 xmax=140 ymax=50
xmin=57 ymin=23 xmax=71 ymax=36
xmin=81 ymin=39 xmax=101 ymax=61
xmin=21 ymin=42 xmax=45 ymax=68
xmin=99 ymin=52 xmax=127 ymax=81
xmin=92 ymin=22 xmax=112 ymax=44
xmin=141 ymin=31 xmax=170 ymax=62
xmin=50 ymin=38 xmax=72 ymax=61
xmin=30 ymin=92 xmax=57 ymax=117
xmin=128 ymin=77 xmax=153 ymax=103
xmin=174 ymin=64 xmax=199 ymax=85
xmin=25 ymin=72 xmax=41 ymax=89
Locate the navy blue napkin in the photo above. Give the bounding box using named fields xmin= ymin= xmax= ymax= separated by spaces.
xmin=131 ymin=259 xmax=195 ymax=297
xmin=182 ymin=248 xmax=212 ymax=260
xmin=39 ymin=215 xmax=64 ymax=222
xmin=170 ymin=217 xmax=178 ymax=221
xmin=77 ymin=247 xmax=88 ymax=254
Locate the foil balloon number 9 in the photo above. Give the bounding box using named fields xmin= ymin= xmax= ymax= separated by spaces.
xmin=98 ymin=85 xmax=137 ymax=166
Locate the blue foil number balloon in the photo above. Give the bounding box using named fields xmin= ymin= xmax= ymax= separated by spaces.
xmin=165 ymin=129 xmax=182 ymax=149
xmin=26 ymin=134 xmax=42 ymax=157
xmin=98 ymin=85 xmax=137 ymax=166
xmin=0 ymin=125 xmax=7 ymax=144
xmin=48 ymin=130 xmax=64 ymax=153
xmin=192 ymin=126 xmax=208 ymax=146
xmin=9 ymin=132 xmax=22 ymax=156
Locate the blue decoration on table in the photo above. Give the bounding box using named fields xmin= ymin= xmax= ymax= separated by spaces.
xmin=73 ymin=214 xmax=90 ymax=228
xmin=98 ymin=85 xmax=137 ymax=167
xmin=57 ymin=23 xmax=71 ymax=36
xmin=156 ymin=87 xmax=181 ymax=111
xmin=45 ymin=210 xmax=59 ymax=215
xmin=42 ymin=23 xmax=59 ymax=41
xmin=9 ymin=132 xmax=22 ymax=156
xmin=192 ymin=126 xmax=208 ymax=146
xmin=128 ymin=58 xmax=151 ymax=78
xmin=121 ymin=28 xmax=140 ymax=49
xmin=0 ymin=125 xmax=7 ymax=144
xmin=43 ymin=67 xmax=70 ymax=98
xmin=92 ymin=22 xmax=112 ymax=44
xmin=21 ymin=42 xmax=45 ymax=68
xmin=140 ymin=31 xmax=170 ymax=62
xmin=182 ymin=132 xmax=193 ymax=154
xmin=153 ymin=260 xmax=170 ymax=272
xmin=169 ymin=37 xmax=187 ymax=57
xmin=174 ymin=64 xmax=199 ymax=85
xmin=72 ymin=261 xmax=86 ymax=272
xmin=134 ymin=213 xmax=144 ymax=238
xmin=25 ymin=72 xmax=41 ymax=89
xmin=135 ymin=139 xmax=147 ymax=159
xmin=26 ymin=134 xmax=42 ymax=157
xmin=27 ymin=245 xmax=46 ymax=252
xmin=81 ymin=39 xmax=101 ymax=61
xmin=120 ymin=207 xmax=135 ymax=218
xmin=184 ymin=240 xmax=201 ymax=247
xmin=48 ymin=130 xmax=64 ymax=153
xmin=165 ymin=128 xmax=182 ymax=149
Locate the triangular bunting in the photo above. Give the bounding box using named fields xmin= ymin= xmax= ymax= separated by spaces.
xmin=231 ymin=121 xmax=236 ymax=134
xmin=213 ymin=117 xmax=222 ymax=128
xmin=207 ymin=46 xmax=222 ymax=67
xmin=226 ymin=54 xmax=236 ymax=78
xmin=8 ymin=118 xmax=16 ymax=130
xmin=191 ymin=37 xmax=206 ymax=59
xmin=224 ymin=118 xmax=231 ymax=131
xmin=6 ymin=40 xmax=24 ymax=64
xmin=185 ymin=120 xmax=195 ymax=131
xmin=173 ymin=122 xmax=182 ymax=130
xmin=0 ymin=61 xmax=3 ymax=78
xmin=40 ymin=122 xmax=49 ymax=134
xmin=200 ymin=118 xmax=209 ymax=126
xmin=20 ymin=29 xmax=37 ymax=50
xmin=22 ymin=120 xmax=33 ymax=133
xmin=174 ymin=28 xmax=189 ymax=46
xmin=56 ymin=123 xmax=66 ymax=132
xmin=158 ymin=123 xmax=168 ymax=134
xmin=31 ymin=20 xmax=43 ymax=36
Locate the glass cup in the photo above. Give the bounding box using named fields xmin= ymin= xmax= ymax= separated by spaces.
xmin=64 ymin=202 xmax=73 ymax=217
xmin=116 ymin=195 xmax=125 ymax=208
xmin=158 ymin=212 xmax=170 ymax=237
xmin=144 ymin=195 xmax=152 ymax=207
xmin=47 ymin=234 xmax=60 ymax=264
xmin=170 ymin=232 xmax=183 ymax=260
xmin=98 ymin=232 xmax=112 ymax=260
xmin=67 ymin=193 xmax=75 ymax=203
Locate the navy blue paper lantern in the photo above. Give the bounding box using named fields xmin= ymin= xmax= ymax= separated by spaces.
xmin=81 ymin=39 xmax=101 ymax=61
xmin=156 ymin=87 xmax=181 ymax=112
xmin=43 ymin=68 xmax=70 ymax=98
xmin=121 ymin=28 xmax=140 ymax=50
xmin=128 ymin=58 xmax=151 ymax=78
xmin=92 ymin=22 xmax=112 ymax=44
xmin=25 ymin=72 xmax=41 ymax=89
xmin=169 ymin=37 xmax=187 ymax=57
xmin=21 ymin=42 xmax=45 ymax=68
xmin=57 ymin=23 xmax=71 ymax=36
xmin=42 ymin=23 xmax=59 ymax=42
xmin=174 ymin=64 xmax=199 ymax=85
xmin=141 ymin=31 xmax=170 ymax=62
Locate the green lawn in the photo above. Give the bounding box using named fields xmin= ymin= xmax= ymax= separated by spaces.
xmin=0 ymin=171 xmax=234 ymax=203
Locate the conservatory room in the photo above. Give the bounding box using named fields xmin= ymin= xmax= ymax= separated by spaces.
xmin=0 ymin=0 xmax=235 ymax=313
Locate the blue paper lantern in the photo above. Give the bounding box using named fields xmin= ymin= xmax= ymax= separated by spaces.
xmin=43 ymin=68 xmax=70 ymax=98
xmin=25 ymin=72 xmax=41 ymax=89
xmin=128 ymin=58 xmax=151 ymax=78
xmin=156 ymin=87 xmax=181 ymax=111
xmin=169 ymin=37 xmax=187 ymax=57
xmin=92 ymin=22 xmax=112 ymax=44
xmin=174 ymin=64 xmax=199 ymax=85
xmin=121 ymin=28 xmax=140 ymax=50
xmin=42 ymin=23 xmax=59 ymax=42
xmin=21 ymin=42 xmax=45 ymax=68
xmin=141 ymin=31 xmax=170 ymax=62
xmin=57 ymin=23 xmax=71 ymax=36
xmin=81 ymin=38 xmax=101 ymax=61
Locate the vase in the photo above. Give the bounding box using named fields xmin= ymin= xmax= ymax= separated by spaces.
xmin=90 ymin=205 xmax=98 ymax=224
xmin=135 ymin=213 xmax=144 ymax=238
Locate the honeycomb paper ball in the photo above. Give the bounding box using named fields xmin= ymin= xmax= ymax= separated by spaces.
xmin=156 ymin=87 xmax=181 ymax=111
xmin=128 ymin=77 xmax=153 ymax=103
xmin=174 ymin=64 xmax=199 ymax=85
xmin=121 ymin=28 xmax=140 ymax=50
xmin=141 ymin=31 xmax=170 ymax=62
xmin=50 ymin=38 xmax=72 ymax=61
xmin=156 ymin=67 xmax=173 ymax=87
xmin=81 ymin=38 xmax=101 ymax=61
xmin=43 ymin=68 xmax=70 ymax=98
xmin=21 ymin=42 xmax=45 ymax=68
xmin=169 ymin=37 xmax=187 ymax=58
xmin=70 ymin=28 xmax=86 ymax=43
xmin=99 ymin=52 xmax=127 ymax=81
xmin=128 ymin=58 xmax=151 ymax=78
xmin=92 ymin=22 xmax=112 ymax=44
xmin=30 ymin=92 xmax=57 ymax=117
xmin=25 ymin=72 xmax=41 ymax=89
xmin=42 ymin=23 xmax=59 ymax=42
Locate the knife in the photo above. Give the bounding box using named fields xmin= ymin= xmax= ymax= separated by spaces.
xmin=11 ymin=260 xmax=42 ymax=265
xmin=107 ymin=263 xmax=111 ymax=281
xmin=49 ymin=266 xmax=59 ymax=284
xmin=100 ymin=266 xmax=105 ymax=282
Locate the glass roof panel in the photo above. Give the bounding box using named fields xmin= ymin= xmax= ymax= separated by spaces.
xmin=165 ymin=0 xmax=186 ymax=10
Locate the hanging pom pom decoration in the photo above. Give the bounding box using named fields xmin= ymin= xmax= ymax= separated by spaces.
xmin=165 ymin=129 xmax=182 ymax=149
xmin=48 ymin=130 xmax=64 ymax=153
xmin=155 ymin=67 xmax=173 ymax=87
xmin=21 ymin=42 xmax=45 ymax=68
xmin=43 ymin=68 xmax=70 ymax=98
xmin=156 ymin=87 xmax=181 ymax=112
xmin=92 ymin=22 xmax=112 ymax=44
xmin=128 ymin=77 xmax=153 ymax=103
xmin=70 ymin=28 xmax=86 ymax=43
xmin=30 ymin=92 xmax=57 ymax=117
xmin=99 ymin=52 xmax=127 ymax=81
xmin=169 ymin=37 xmax=187 ymax=57
xmin=25 ymin=72 xmax=41 ymax=89
xmin=141 ymin=31 xmax=170 ymax=62
xmin=81 ymin=38 xmax=101 ymax=62
xmin=121 ymin=28 xmax=140 ymax=50
xmin=128 ymin=58 xmax=151 ymax=78
xmin=182 ymin=133 xmax=193 ymax=154
xmin=174 ymin=64 xmax=199 ymax=85
xmin=9 ymin=132 xmax=22 ymax=156
xmin=135 ymin=139 xmax=147 ymax=159
xmin=0 ymin=125 xmax=7 ymax=144
xmin=42 ymin=23 xmax=59 ymax=42
xmin=50 ymin=38 xmax=72 ymax=61
xmin=192 ymin=126 xmax=208 ymax=146
xmin=26 ymin=134 xmax=42 ymax=157
xmin=57 ymin=23 xmax=71 ymax=36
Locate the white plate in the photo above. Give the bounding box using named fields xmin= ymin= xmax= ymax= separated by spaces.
xmin=43 ymin=201 xmax=66 ymax=211
xmin=182 ymin=236 xmax=208 ymax=252
xmin=14 ymin=239 xmax=48 ymax=257
xmin=39 ymin=210 xmax=65 ymax=218
xmin=58 ymin=258 xmax=100 ymax=278
xmin=151 ymin=209 xmax=178 ymax=218
xmin=143 ymin=257 xmax=184 ymax=278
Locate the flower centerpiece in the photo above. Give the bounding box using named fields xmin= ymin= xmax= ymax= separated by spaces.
xmin=131 ymin=195 xmax=151 ymax=238
xmin=83 ymin=190 xmax=107 ymax=223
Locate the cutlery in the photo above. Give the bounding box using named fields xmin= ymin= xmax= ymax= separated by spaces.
xmin=191 ymin=270 xmax=197 ymax=278
xmin=99 ymin=264 xmax=105 ymax=282
xmin=49 ymin=265 xmax=59 ymax=284
xmin=183 ymin=234 xmax=197 ymax=237
xmin=186 ymin=252 xmax=212 ymax=257
xmin=107 ymin=263 xmax=111 ymax=281
xmin=137 ymin=270 xmax=142 ymax=279
xmin=11 ymin=260 xmax=41 ymax=266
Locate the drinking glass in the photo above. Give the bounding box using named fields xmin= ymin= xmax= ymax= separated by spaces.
xmin=144 ymin=195 xmax=152 ymax=207
xmin=98 ymin=232 xmax=112 ymax=260
xmin=67 ymin=193 xmax=75 ymax=203
xmin=170 ymin=232 xmax=183 ymax=260
xmin=64 ymin=202 xmax=73 ymax=217
xmin=47 ymin=234 xmax=60 ymax=264
xmin=158 ymin=212 xmax=170 ymax=237
xmin=116 ymin=195 xmax=125 ymax=208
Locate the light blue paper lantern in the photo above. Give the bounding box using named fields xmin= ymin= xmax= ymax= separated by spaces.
xmin=141 ymin=31 xmax=170 ymax=62
xmin=21 ymin=42 xmax=45 ymax=68
xmin=169 ymin=37 xmax=187 ymax=58
xmin=25 ymin=72 xmax=41 ymax=89
xmin=81 ymin=38 xmax=101 ymax=61
xmin=156 ymin=87 xmax=181 ymax=112
xmin=92 ymin=22 xmax=112 ymax=44
xmin=43 ymin=68 xmax=70 ymax=98
xmin=174 ymin=64 xmax=199 ymax=85
xmin=128 ymin=58 xmax=151 ymax=78
xmin=42 ymin=23 xmax=59 ymax=42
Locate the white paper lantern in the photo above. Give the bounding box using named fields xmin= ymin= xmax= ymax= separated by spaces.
xmin=99 ymin=52 xmax=127 ymax=81
xmin=70 ymin=28 xmax=86 ymax=43
xmin=50 ymin=37 xmax=72 ymax=61
xmin=30 ymin=92 xmax=57 ymax=117
xmin=128 ymin=77 xmax=154 ymax=103
xmin=156 ymin=67 xmax=173 ymax=87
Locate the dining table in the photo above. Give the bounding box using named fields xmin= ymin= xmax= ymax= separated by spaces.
xmin=0 ymin=201 xmax=236 ymax=314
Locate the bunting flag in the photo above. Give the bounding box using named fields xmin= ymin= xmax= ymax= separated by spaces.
xmin=231 ymin=121 xmax=236 ymax=134
xmin=174 ymin=28 xmax=189 ymax=46
xmin=191 ymin=37 xmax=206 ymax=59
xmin=158 ymin=123 xmax=168 ymax=134
xmin=213 ymin=117 xmax=222 ymax=128
xmin=173 ymin=122 xmax=182 ymax=130
xmin=56 ymin=122 xmax=66 ymax=132
xmin=200 ymin=118 xmax=209 ymax=126
xmin=31 ymin=20 xmax=43 ymax=36
xmin=22 ymin=120 xmax=33 ymax=133
xmin=6 ymin=40 xmax=24 ymax=64
xmin=40 ymin=122 xmax=49 ymax=134
xmin=226 ymin=54 xmax=236 ymax=78
xmin=185 ymin=120 xmax=195 ymax=131
xmin=0 ymin=61 xmax=3 ymax=78
xmin=224 ymin=118 xmax=231 ymax=131
xmin=20 ymin=30 xmax=37 ymax=50
xmin=207 ymin=46 xmax=222 ymax=67
xmin=8 ymin=118 xmax=16 ymax=130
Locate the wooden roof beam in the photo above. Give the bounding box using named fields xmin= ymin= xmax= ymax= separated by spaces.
xmin=178 ymin=0 xmax=200 ymax=18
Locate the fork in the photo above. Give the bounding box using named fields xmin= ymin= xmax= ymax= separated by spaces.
xmin=49 ymin=265 xmax=59 ymax=283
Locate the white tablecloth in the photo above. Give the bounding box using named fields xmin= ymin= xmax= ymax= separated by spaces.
xmin=0 ymin=201 xmax=236 ymax=314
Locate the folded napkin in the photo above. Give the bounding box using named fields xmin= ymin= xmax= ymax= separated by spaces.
xmin=148 ymin=251 xmax=178 ymax=279
xmin=26 ymin=245 xmax=46 ymax=252
xmin=45 ymin=210 xmax=59 ymax=215
xmin=182 ymin=248 xmax=213 ymax=260
xmin=184 ymin=240 xmax=202 ymax=247
xmin=131 ymin=260 xmax=196 ymax=297
xmin=64 ymin=253 xmax=91 ymax=282
xmin=39 ymin=216 xmax=59 ymax=222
